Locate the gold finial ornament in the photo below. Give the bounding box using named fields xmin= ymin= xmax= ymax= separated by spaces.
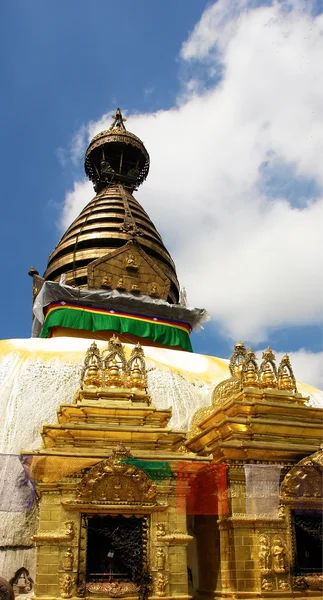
xmin=242 ymin=349 xmax=259 ymax=387
xmin=102 ymin=335 xmax=127 ymax=387
xmin=81 ymin=342 xmax=101 ymax=388
xmin=278 ymin=354 xmax=297 ymax=392
xmin=229 ymin=342 xmax=247 ymax=377
xmin=127 ymin=343 xmax=147 ymax=390
xmin=259 ymin=346 xmax=278 ymax=389
xmin=106 ymin=358 xmax=123 ymax=388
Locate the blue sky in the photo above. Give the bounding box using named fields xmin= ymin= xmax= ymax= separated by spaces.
xmin=1 ymin=0 xmax=322 ymax=386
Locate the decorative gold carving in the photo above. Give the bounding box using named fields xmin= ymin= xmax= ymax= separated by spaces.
xmin=62 ymin=548 xmax=73 ymax=571
xmin=271 ymin=536 xmax=286 ymax=573
xmin=155 ymin=548 xmax=166 ymax=570
xmin=279 ymin=580 xmax=291 ymax=591
xmin=59 ymin=574 xmax=74 ymax=598
xmin=77 ymin=445 xmax=157 ymax=503
xmin=80 ymin=337 xmax=150 ymax=392
xmin=156 ymin=523 xmax=166 ymax=537
xmin=258 ymin=535 xmax=270 ymax=574
xmin=101 ymin=274 xmax=112 ymax=289
xmin=87 ymin=242 xmax=171 ymax=300
xmin=127 ymin=343 xmax=147 ymax=390
xmin=156 ymin=523 xmax=193 ymax=545
xmin=155 ymin=572 xmax=169 ymax=597
xmin=261 ymin=579 xmax=273 ymax=591
xmin=125 ymin=253 xmax=139 ymax=272
xmin=212 ymin=378 xmax=241 ymax=406
xmin=116 ymin=276 xmax=126 ymax=291
xmin=241 ymin=349 xmax=260 ymax=387
xmin=106 ymin=358 xmax=123 ymax=387
xmin=258 ymin=534 xmax=287 ymax=576
xmin=86 ymin=582 xmax=139 ymax=597
xmin=281 ymin=448 xmax=323 ymax=502
xmin=229 ymin=341 xmax=247 ymax=377
xmin=148 ymin=282 xmax=160 ymax=298
xmin=81 ymin=342 xmax=101 ymax=388
xmin=188 ymin=406 xmax=213 ymax=439
xmin=31 ymin=521 xmax=74 ymax=545
xmin=278 ymin=354 xmax=297 ymax=392
xmin=302 ymin=574 xmax=323 ymax=591
xmin=259 ymin=347 xmax=277 ymax=389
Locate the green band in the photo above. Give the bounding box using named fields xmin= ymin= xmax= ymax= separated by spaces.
xmin=40 ymin=306 xmax=192 ymax=351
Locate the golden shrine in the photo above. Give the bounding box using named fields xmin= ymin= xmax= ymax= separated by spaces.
xmin=0 ymin=110 xmax=322 ymax=600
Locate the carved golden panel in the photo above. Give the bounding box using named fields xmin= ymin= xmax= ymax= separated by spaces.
xmin=77 ymin=446 xmax=157 ymax=504
xmin=87 ymin=241 xmax=170 ymax=299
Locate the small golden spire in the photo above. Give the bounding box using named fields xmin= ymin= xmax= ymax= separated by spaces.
xmin=106 ymin=358 xmax=123 ymax=388
xmin=82 ymin=341 xmax=102 ymax=388
xmin=129 ymin=359 xmax=146 ymax=389
xmin=127 ymin=343 xmax=147 ymax=390
xmin=242 ymin=349 xmax=259 ymax=387
xmin=259 ymin=347 xmax=277 ymax=389
xmin=278 ymin=354 xmax=297 ymax=392
xmin=229 ymin=342 xmax=247 ymax=378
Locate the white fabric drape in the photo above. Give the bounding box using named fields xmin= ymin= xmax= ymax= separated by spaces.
xmin=244 ymin=464 xmax=282 ymax=515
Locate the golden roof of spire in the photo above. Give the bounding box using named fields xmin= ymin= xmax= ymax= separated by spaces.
xmin=44 ymin=110 xmax=180 ymax=303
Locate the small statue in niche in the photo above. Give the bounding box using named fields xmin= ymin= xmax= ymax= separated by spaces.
xmin=60 ymin=574 xmax=74 ymax=598
xmin=261 ymin=579 xmax=273 ymax=591
xmin=258 ymin=535 xmax=270 ymax=574
xmin=125 ymin=254 xmax=139 ymax=271
xmin=116 ymin=277 xmax=126 ymax=291
xmin=101 ymin=274 xmax=112 ymax=289
xmin=155 ymin=572 xmax=169 ymax=597
xmin=271 ymin=537 xmax=286 ymax=574
xmin=131 ymin=283 xmax=140 ymax=293
xmin=149 ymin=282 xmax=159 ymax=298
xmin=279 ymin=580 xmax=290 ymax=591
xmin=155 ymin=548 xmax=166 ymax=571
xmin=156 ymin=523 xmax=166 ymax=537
xmin=278 ymin=505 xmax=286 ymax=520
xmin=62 ymin=548 xmax=73 ymax=571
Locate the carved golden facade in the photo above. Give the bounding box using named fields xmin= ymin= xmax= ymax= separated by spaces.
xmin=28 ymin=339 xmax=323 ymax=600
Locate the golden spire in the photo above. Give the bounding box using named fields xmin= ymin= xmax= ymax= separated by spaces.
xmin=277 ymin=354 xmax=297 ymax=392
xmin=259 ymin=347 xmax=277 ymax=389
xmin=43 ymin=109 xmax=180 ymax=303
xmin=229 ymin=342 xmax=247 ymax=378
xmin=242 ymin=349 xmax=259 ymax=387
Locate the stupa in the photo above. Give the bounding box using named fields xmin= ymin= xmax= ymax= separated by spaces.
xmin=0 ymin=110 xmax=322 ymax=600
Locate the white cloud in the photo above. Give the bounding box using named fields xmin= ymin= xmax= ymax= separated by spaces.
xmin=60 ymin=0 xmax=323 ymax=344
xmin=275 ymin=349 xmax=323 ymax=392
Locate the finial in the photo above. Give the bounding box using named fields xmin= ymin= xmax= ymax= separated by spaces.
xmin=106 ymin=358 xmax=123 ymax=388
xmin=127 ymin=343 xmax=147 ymax=390
xmin=277 ymin=354 xmax=297 ymax=392
xmin=259 ymin=346 xmax=277 ymax=389
xmin=109 ymin=108 xmax=127 ymax=131
xmin=229 ymin=342 xmax=247 ymax=377
xmin=81 ymin=341 xmax=102 ymax=388
xmin=242 ymin=349 xmax=259 ymax=387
